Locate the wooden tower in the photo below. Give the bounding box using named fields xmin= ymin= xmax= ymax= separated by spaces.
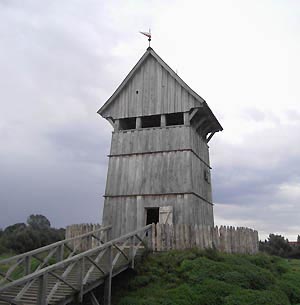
xmin=98 ymin=47 xmax=223 ymax=238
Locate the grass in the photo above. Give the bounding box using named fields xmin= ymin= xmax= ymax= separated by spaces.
xmin=112 ymin=249 xmax=300 ymax=305
xmin=0 ymin=252 xmax=62 ymax=282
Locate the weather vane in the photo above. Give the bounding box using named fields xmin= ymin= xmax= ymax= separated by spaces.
xmin=140 ymin=29 xmax=151 ymax=47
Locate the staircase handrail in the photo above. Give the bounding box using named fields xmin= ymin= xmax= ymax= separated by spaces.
xmin=0 ymin=225 xmax=112 ymax=287
xmin=0 ymin=224 xmax=152 ymax=295
xmin=0 ymin=225 xmax=112 ymax=265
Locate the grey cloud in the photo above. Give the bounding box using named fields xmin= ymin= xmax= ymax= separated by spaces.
xmin=212 ymin=123 xmax=300 ymax=204
xmin=1 ymin=0 xmax=299 ymax=242
xmin=211 ymin=122 xmax=300 ymax=239
xmin=0 ymin=1 xmax=123 ymax=228
xmin=241 ymin=107 xmax=266 ymax=122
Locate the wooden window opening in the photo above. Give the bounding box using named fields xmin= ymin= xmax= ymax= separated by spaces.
xmin=119 ymin=117 xmax=136 ymax=130
xmin=141 ymin=115 xmax=161 ymax=128
xmin=166 ymin=112 xmax=184 ymax=126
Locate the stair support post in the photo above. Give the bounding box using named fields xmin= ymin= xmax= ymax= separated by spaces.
xmin=104 ymin=245 xmax=112 ymax=305
xmin=78 ymin=257 xmax=85 ymax=303
xmin=56 ymin=244 xmax=64 ymax=262
xmin=129 ymin=236 xmax=135 ymax=269
xmin=37 ymin=273 xmax=48 ymax=305
xmin=24 ymin=256 xmax=31 ymax=275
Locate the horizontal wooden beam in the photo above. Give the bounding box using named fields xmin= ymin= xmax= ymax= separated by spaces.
xmin=108 ymin=148 xmax=211 ymax=168
xmin=103 ymin=192 xmax=213 ymax=205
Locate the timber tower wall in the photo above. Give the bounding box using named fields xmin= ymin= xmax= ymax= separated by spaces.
xmin=98 ymin=47 xmax=223 ymax=238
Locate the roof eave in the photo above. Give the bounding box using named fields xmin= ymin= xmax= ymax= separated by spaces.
xmin=203 ymin=102 xmax=223 ymax=132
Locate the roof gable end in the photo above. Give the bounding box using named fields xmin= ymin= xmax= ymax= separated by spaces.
xmin=97 ymin=48 xmax=206 ymax=118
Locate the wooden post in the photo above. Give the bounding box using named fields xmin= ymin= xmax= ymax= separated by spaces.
xmin=56 ymin=244 xmax=64 ymax=262
xmin=161 ymin=114 xmax=166 ymax=127
xmin=104 ymin=246 xmax=112 ymax=305
xmin=130 ymin=235 xmax=135 ymax=269
xmin=114 ymin=119 xmax=120 ymax=131
xmin=136 ymin=117 xmax=142 ymax=129
xmin=37 ymin=274 xmax=48 ymax=305
xmin=24 ymin=256 xmax=31 ymax=276
xmin=184 ymin=112 xmax=190 ymax=126
xmin=78 ymin=258 xmax=85 ymax=302
xmin=152 ymin=223 xmax=156 ymax=252
xmin=156 ymin=224 xmax=161 ymax=251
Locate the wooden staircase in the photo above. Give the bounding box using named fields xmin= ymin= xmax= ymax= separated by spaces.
xmin=0 ymin=225 xmax=152 ymax=305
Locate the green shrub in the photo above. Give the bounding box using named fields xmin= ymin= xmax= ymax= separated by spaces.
xmin=224 ymin=289 xmax=290 ymax=305
xmin=278 ymin=280 xmax=300 ymax=304
xmin=193 ymin=279 xmax=236 ymax=305
xmin=113 ymin=250 xmax=300 ymax=305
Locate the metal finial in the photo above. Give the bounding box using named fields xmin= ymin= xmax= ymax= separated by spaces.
xmin=140 ymin=29 xmax=151 ymax=48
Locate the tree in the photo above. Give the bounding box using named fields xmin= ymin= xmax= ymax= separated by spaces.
xmin=259 ymin=234 xmax=292 ymax=257
xmin=27 ymin=214 xmax=51 ymax=229
xmin=0 ymin=215 xmax=65 ymax=254
xmin=4 ymin=223 xmax=26 ymax=234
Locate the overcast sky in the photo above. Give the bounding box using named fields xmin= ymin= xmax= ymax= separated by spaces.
xmin=0 ymin=0 xmax=299 ymax=240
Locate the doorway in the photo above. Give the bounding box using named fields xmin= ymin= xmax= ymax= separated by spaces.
xmin=145 ymin=207 xmax=159 ymax=225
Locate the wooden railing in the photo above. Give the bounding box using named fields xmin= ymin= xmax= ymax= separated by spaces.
xmin=0 ymin=225 xmax=111 ymax=287
xmin=0 ymin=225 xmax=152 ymax=305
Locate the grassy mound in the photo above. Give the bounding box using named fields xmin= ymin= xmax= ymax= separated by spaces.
xmin=112 ymin=249 xmax=300 ymax=305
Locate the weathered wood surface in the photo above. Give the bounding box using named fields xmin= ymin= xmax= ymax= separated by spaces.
xmin=65 ymin=224 xmax=109 ymax=252
xmin=103 ymin=124 xmax=214 ymax=239
xmin=105 ymin=151 xmax=191 ymax=196
xmin=0 ymin=226 xmax=152 ymax=305
xmin=100 ymin=53 xmax=202 ymax=119
xmin=0 ymin=226 xmax=111 ymax=289
xmin=153 ymin=224 xmax=259 ymax=254
xmin=99 ymin=48 xmax=222 ymax=241
xmin=102 ymin=194 xmax=214 ymax=238
xmin=110 ymin=126 xmax=210 ymax=166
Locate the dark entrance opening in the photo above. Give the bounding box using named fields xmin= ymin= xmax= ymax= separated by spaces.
xmin=146 ymin=208 xmax=159 ymax=225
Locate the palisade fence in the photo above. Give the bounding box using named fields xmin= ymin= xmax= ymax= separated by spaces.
xmin=65 ymin=223 xmax=110 ymax=252
xmin=66 ymin=223 xmax=259 ymax=254
xmin=153 ymin=224 xmax=259 ymax=254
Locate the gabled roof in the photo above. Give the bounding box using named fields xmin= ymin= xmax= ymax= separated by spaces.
xmin=97 ymin=47 xmax=223 ymax=132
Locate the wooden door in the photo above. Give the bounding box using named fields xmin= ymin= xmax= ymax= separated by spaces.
xmin=159 ymin=206 xmax=173 ymax=224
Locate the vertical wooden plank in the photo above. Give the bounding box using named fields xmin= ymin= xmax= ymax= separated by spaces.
xmin=156 ymin=224 xmax=161 ymax=252
xmin=165 ymin=224 xmax=170 ymax=250
xmin=190 ymin=224 xmax=196 ymax=248
xmin=219 ymin=226 xmax=225 ymax=252
xmin=169 ymin=224 xmax=174 ymax=250
xmin=185 ymin=224 xmax=190 ymax=249
xmin=160 ymin=224 xmax=165 ymax=251
xmin=156 ymin=61 xmax=162 ymax=113
xmin=178 ymin=224 xmax=184 ymax=250
xmin=175 ymin=81 xmax=182 ymax=112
